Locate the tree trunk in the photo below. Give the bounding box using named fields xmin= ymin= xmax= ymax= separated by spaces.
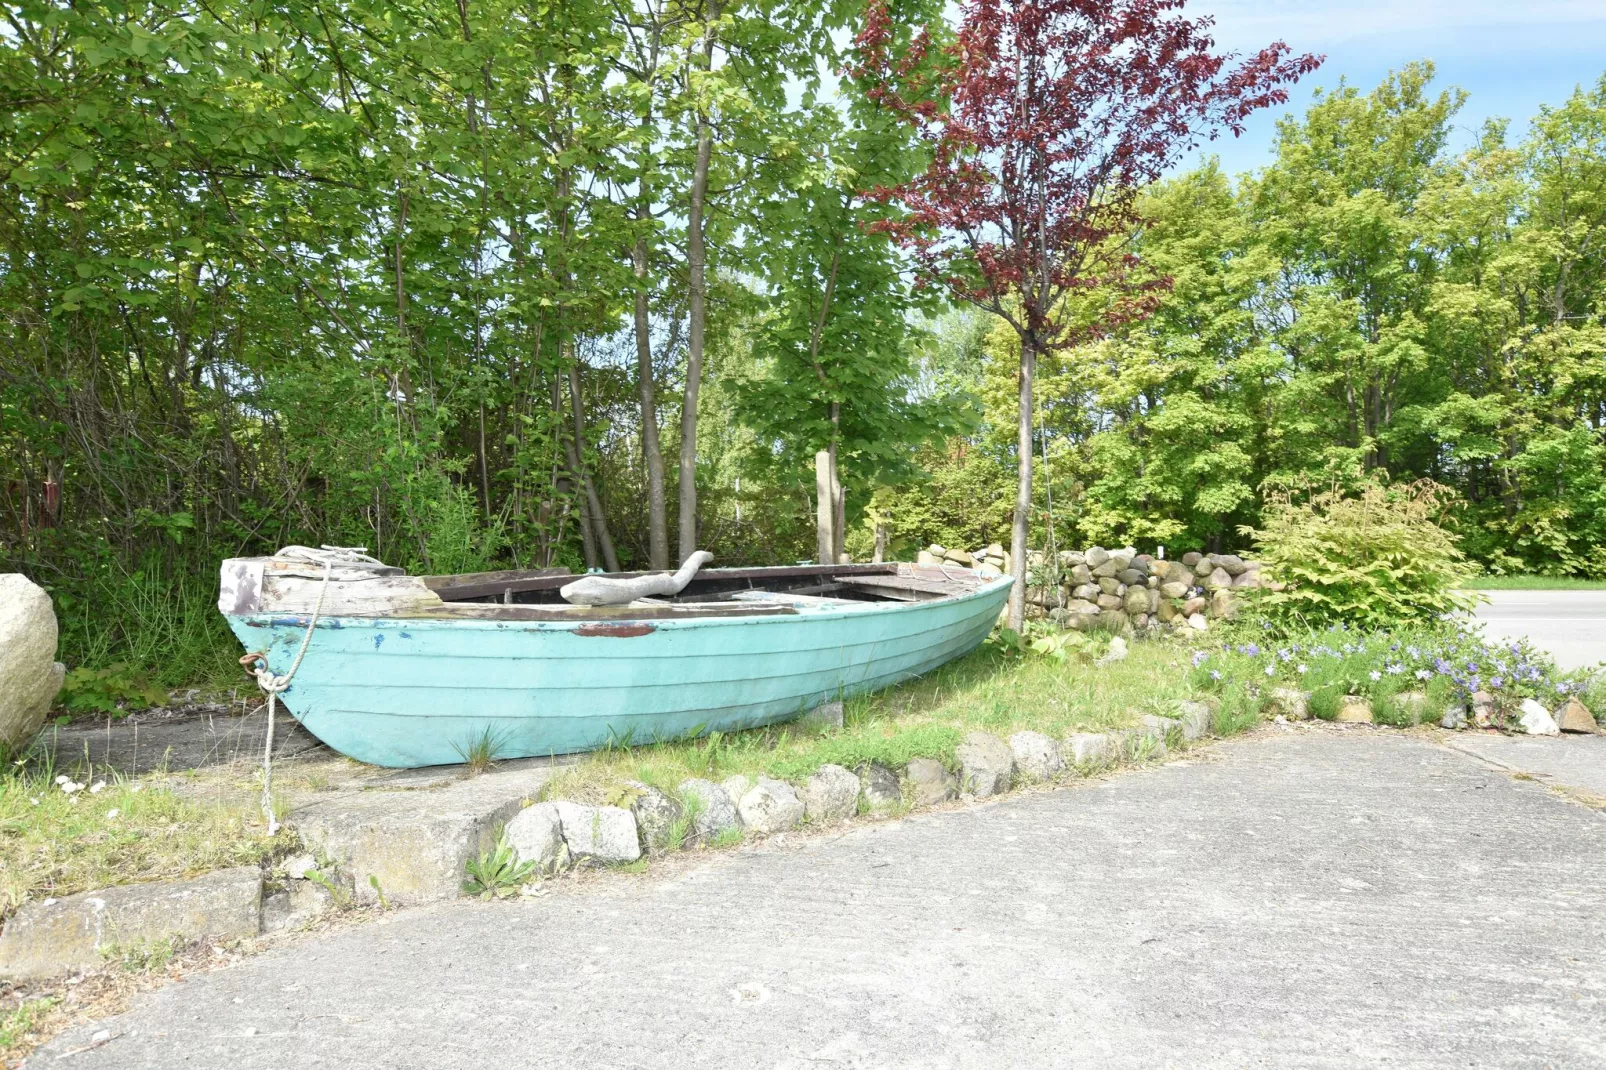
xmin=634 ymin=236 xmax=669 ymax=569
xmin=1008 ymin=334 xmax=1036 ymax=631
xmin=677 ymin=0 xmax=719 ymax=564
xmin=829 ymin=407 xmax=844 ymax=564
xmin=551 ymin=370 xmax=597 ymax=569
xmin=815 ymin=450 xmax=835 ymax=566
xmin=568 ymin=359 xmax=620 ymax=572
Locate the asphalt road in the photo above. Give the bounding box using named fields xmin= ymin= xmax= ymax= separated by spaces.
xmin=35 ymin=728 xmax=1606 ymax=1069
xmin=1474 ymin=589 xmax=1606 ymax=671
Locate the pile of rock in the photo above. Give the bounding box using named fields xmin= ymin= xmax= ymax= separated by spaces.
xmin=917 ymin=542 xmax=1010 ymax=578
xmin=914 ymin=543 xmax=1266 ymax=634
xmin=1034 ymin=547 xmax=1266 ymax=633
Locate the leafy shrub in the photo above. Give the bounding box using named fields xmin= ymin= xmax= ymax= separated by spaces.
xmin=1241 ymin=479 xmax=1481 ymax=628
xmin=59 ymin=663 xmax=168 ymax=715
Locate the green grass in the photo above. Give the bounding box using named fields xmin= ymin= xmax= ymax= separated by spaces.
xmin=1465 ymin=574 xmax=1606 ymax=590
xmin=540 ymin=638 xmax=1206 ymax=807
xmin=0 ymin=757 xmax=283 ymax=920
xmin=0 ymin=996 xmax=58 ymax=1057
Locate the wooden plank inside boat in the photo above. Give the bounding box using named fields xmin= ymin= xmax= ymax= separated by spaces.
xmin=836 ymin=573 xmax=972 ymax=600
xmin=411 ymin=601 xmax=801 ymax=621
xmin=426 ymin=561 xmax=900 ymax=603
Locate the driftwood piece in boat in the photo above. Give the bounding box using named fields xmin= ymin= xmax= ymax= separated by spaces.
xmin=560 ymin=551 xmax=714 ymax=606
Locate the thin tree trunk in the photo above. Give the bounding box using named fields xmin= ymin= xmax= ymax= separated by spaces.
xmin=829 ymin=402 xmax=844 ymax=563
xmin=1008 ymin=334 xmax=1036 ymax=631
xmin=551 ymin=371 xmax=597 ymax=569
xmin=677 ymin=0 xmax=719 ymax=564
xmin=568 ymin=359 xmax=620 ymax=572
xmin=634 ymin=236 xmax=669 ymax=568
xmin=807 ymin=246 xmax=843 ymax=565
xmin=815 ymin=450 xmax=834 ymax=565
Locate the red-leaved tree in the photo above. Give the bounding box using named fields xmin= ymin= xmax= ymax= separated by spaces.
xmin=850 ymin=0 xmax=1321 ymax=629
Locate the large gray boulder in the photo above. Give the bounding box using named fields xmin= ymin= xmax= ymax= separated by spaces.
xmin=801 ymin=764 xmax=860 ymax=824
xmin=1064 ymin=732 xmax=1116 ymax=768
xmin=0 ymin=866 xmax=262 ymax=981
xmin=0 ymin=574 xmax=65 ymax=752
xmin=955 ymin=731 xmax=1014 ymax=797
xmin=678 ymin=778 xmax=742 ymax=842
xmin=904 ymin=759 xmax=957 ymax=806
xmin=737 ymin=777 xmax=804 ymax=834
xmin=1175 ymin=700 xmax=1212 ymax=741
xmin=553 ymin=802 xmax=642 ymax=864
xmin=627 ymin=782 xmax=685 ymax=853
xmin=1008 ymin=731 xmax=1065 ymax=781
xmin=505 ymin=802 xmax=568 ymax=874
xmin=856 ymin=763 xmax=902 ymax=812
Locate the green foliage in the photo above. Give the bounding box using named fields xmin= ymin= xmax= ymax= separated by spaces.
xmin=874 ymin=66 xmax=1606 ymax=580
xmin=0 ymin=0 xmax=957 ymax=690
xmin=59 ymin=663 xmax=168 ymax=716
xmin=462 ymin=832 xmax=536 ymax=900
xmin=1241 ymin=480 xmax=1482 ymax=628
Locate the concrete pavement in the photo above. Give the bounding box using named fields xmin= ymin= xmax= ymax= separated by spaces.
xmin=34 ymin=727 xmax=1606 ymax=1069
xmin=1474 ymin=589 xmax=1606 ymax=671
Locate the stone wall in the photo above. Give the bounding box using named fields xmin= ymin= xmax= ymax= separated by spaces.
xmin=917 ymin=543 xmax=1266 ymax=633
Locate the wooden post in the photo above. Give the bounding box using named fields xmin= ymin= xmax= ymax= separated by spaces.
xmin=815 ymin=450 xmax=835 ymax=566
xmin=873 ymin=523 xmax=887 ymax=564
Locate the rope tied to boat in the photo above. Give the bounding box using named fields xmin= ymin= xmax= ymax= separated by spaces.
xmin=241 ymin=545 xmax=390 ymax=834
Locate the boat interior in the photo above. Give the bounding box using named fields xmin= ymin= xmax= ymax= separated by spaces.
xmin=422 ymin=562 xmax=990 ymax=611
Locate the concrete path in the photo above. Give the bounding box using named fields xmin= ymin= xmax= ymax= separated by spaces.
xmin=35 ymin=727 xmax=1606 ymax=1069
xmin=1446 ymin=732 xmax=1606 ymax=797
xmin=1474 ymin=589 xmax=1606 ymax=671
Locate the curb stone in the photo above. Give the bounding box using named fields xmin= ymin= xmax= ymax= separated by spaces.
xmin=0 ymin=867 xmax=262 ymax=982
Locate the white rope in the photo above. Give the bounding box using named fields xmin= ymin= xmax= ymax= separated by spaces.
xmin=245 ymin=546 xmax=386 ymax=833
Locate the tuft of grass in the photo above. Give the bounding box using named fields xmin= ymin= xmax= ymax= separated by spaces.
xmin=103 ymin=934 xmax=184 ymax=974
xmin=0 ymin=756 xmax=279 ymax=921
xmin=453 ymin=727 xmax=508 ymax=775
xmin=1464 ymin=574 xmax=1606 ymax=590
xmin=0 ymin=996 xmax=59 ymax=1055
xmin=539 ymin=640 xmax=1203 ymax=806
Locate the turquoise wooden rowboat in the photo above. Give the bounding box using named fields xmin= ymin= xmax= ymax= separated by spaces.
xmin=219 ymin=556 xmax=1011 ymax=768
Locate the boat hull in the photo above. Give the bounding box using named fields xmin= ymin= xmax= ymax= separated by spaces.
xmin=226 ymin=575 xmax=1011 ymax=767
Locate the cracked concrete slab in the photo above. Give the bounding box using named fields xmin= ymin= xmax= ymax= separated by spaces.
xmin=1444 ymin=731 xmax=1606 ymax=797
xmin=31 ymin=728 xmax=1606 ymax=1068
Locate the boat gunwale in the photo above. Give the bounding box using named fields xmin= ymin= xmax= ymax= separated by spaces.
xmin=233 ymin=570 xmax=1013 ymax=631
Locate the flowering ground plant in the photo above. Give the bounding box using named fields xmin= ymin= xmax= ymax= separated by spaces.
xmin=1188 ymin=621 xmax=1590 ymax=727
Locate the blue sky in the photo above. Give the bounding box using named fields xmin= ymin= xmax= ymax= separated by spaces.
xmin=1183 ymin=0 xmax=1606 ymax=178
